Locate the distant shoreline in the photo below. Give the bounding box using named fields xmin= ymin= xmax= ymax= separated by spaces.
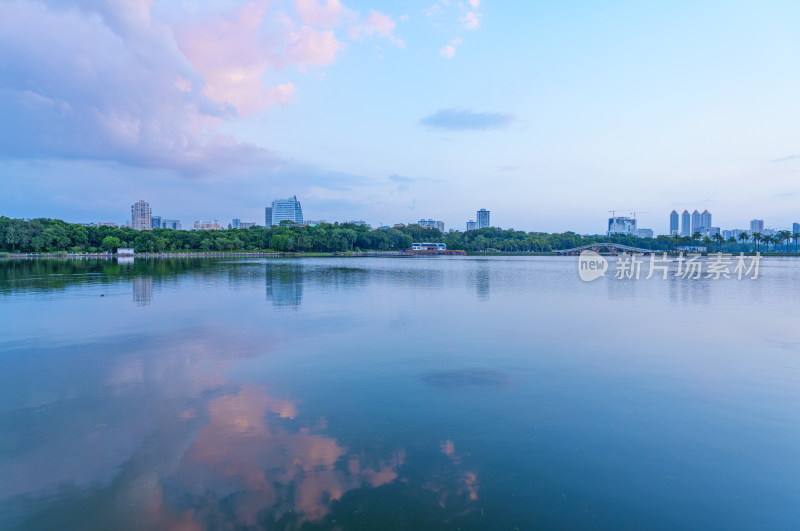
xmin=1 ymin=250 xmax=791 ymax=259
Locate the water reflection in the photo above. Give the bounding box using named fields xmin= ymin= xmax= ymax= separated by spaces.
xmin=167 ymin=385 xmax=404 ymax=527
xmin=421 ymin=368 xmax=509 ymax=389
xmin=472 ymin=260 xmax=491 ymax=301
xmin=132 ymin=276 xmax=153 ymax=306
xmin=4 ymin=257 xmax=799 ymax=529
xmin=266 ymin=263 xmax=304 ymax=309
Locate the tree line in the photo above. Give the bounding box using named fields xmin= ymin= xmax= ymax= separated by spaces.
xmin=1 ymin=216 xmax=798 ymax=254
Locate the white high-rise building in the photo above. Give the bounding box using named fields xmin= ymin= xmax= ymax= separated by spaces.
xmin=477 ymin=209 xmax=490 ymax=229
xmin=608 ymin=216 xmax=636 ymax=236
xmin=268 ymin=196 xmax=303 ymax=226
xmin=691 ymin=210 xmax=701 ymax=234
xmin=669 ymin=210 xmax=679 ymax=235
xmin=681 ymin=210 xmax=691 ymax=236
xmin=701 ymin=209 xmax=712 ymax=230
xmin=750 ymin=219 xmax=764 ymax=234
xmin=418 ymin=219 xmax=445 ymax=232
xmin=131 ymin=200 xmax=152 ymax=231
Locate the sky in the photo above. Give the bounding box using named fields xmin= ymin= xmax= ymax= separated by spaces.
xmin=1 ymin=0 xmax=799 ymax=234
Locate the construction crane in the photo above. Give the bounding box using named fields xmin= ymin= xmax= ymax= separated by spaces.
xmin=630 ymin=211 xmax=649 ymax=224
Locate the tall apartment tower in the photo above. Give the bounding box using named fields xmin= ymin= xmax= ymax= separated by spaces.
xmin=691 ymin=210 xmax=701 ymax=234
xmin=269 ymin=195 xmax=303 ymax=226
xmin=264 ymin=207 xmax=272 ymax=227
xmin=681 ymin=210 xmax=691 ymax=236
xmin=701 ymin=209 xmax=712 ymax=230
xmin=793 ymin=222 xmax=800 ymax=235
xmin=477 ymin=208 xmax=490 ymax=229
xmin=131 ymin=200 xmax=152 ymax=231
xmin=669 ymin=210 xmax=679 ymax=235
xmin=466 ymin=220 xmax=478 ymax=231
xmin=750 ymin=219 xmax=764 ymax=234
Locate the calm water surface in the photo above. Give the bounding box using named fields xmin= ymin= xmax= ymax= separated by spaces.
xmin=1 ymin=256 xmax=799 ymax=529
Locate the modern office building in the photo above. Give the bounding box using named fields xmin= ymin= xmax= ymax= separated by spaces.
xmin=681 ymin=210 xmax=691 ymax=236
xmin=162 ymin=219 xmax=181 ymax=230
xmin=669 ymin=210 xmax=679 ymax=235
xmin=477 ymin=209 xmax=490 ymax=228
xmin=267 ymin=196 xmax=303 ymax=226
xmin=636 ymin=228 xmax=654 ymax=238
xmin=418 ymin=219 xmax=445 ymax=232
xmin=750 ymin=219 xmax=764 ymax=234
xmin=793 ymin=222 xmax=799 ymax=234
xmin=608 ymin=216 xmax=636 ymax=236
xmin=150 ymin=215 xmax=162 ymax=229
xmin=131 ymin=200 xmax=152 ymax=231
xmin=466 ymin=220 xmax=478 ymax=231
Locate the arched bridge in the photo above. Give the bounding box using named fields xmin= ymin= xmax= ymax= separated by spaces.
xmin=555 ymin=243 xmax=663 ymax=255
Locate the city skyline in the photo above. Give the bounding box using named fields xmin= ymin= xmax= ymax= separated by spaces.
xmin=1 ymin=1 xmax=799 ymax=232
xmin=87 ymin=197 xmax=800 ymax=236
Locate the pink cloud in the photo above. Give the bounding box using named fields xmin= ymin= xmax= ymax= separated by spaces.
xmin=440 ymin=44 xmax=456 ymax=58
xmin=293 ymin=0 xmax=353 ymax=27
xmin=177 ymin=1 xmax=276 ymax=115
xmin=348 ymin=10 xmax=404 ymax=47
xmin=285 ymin=26 xmax=344 ymax=67
xmin=462 ymin=11 xmax=481 ymax=29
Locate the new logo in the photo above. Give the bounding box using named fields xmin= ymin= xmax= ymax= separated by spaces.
xmin=578 ymin=250 xmax=608 ymax=281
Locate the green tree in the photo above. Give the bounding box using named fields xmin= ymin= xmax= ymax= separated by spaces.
xmin=102 ymin=236 xmax=121 ymax=252
xmin=751 ymin=232 xmax=762 ymax=253
xmin=778 ymin=230 xmax=792 ymax=252
xmin=712 ymin=233 xmax=724 ymax=251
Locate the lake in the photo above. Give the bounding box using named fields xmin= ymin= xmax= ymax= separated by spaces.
xmin=1 ymin=256 xmax=799 ymax=529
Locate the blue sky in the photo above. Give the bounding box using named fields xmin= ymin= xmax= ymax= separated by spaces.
xmin=1 ymin=0 xmax=799 ymax=233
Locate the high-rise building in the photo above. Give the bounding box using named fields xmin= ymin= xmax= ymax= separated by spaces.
xmin=418 ymin=219 xmax=445 ymax=232
xmin=466 ymin=220 xmax=478 ymax=231
xmin=750 ymin=219 xmax=764 ymax=234
xmin=691 ymin=210 xmax=701 ymax=234
xmin=636 ymin=228 xmax=654 ymax=238
xmin=793 ymin=222 xmax=799 ymax=234
xmin=151 ymin=215 xmax=162 ymax=229
xmin=722 ymin=229 xmax=747 ymax=241
xmin=192 ymin=220 xmax=221 ymax=230
xmin=268 ymin=196 xmax=303 ymax=226
xmin=232 ymin=218 xmax=241 ymax=229
xmin=701 ymin=209 xmax=712 ymax=230
xmin=477 ymin=209 xmax=490 ymax=228
xmin=264 ymin=207 xmax=273 ymax=227
xmin=681 ymin=210 xmax=690 ymax=236
xmin=131 ymin=200 xmax=152 ymax=231
xmin=669 ymin=210 xmax=679 ymax=235
xmin=162 ymin=219 xmax=181 ymax=230
xmin=608 ymin=216 xmax=636 ymax=236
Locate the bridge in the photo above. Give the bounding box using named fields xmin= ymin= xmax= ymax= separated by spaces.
xmin=555 ymin=243 xmax=663 ymax=255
